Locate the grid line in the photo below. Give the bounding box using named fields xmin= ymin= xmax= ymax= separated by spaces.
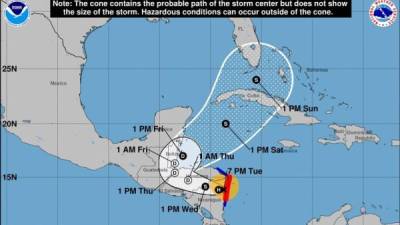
xmin=13 ymin=66 xmax=400 ymax=70
xmin=311 ymin=18 xmax=315 ymax=224
xmin=158 ymin=20 xmax=161 ymax=225
xmin=56 ymin=17 xmax=60 ymax=225
xmin=362 ymin=1 xmax=366 ymax=224
xmin=9 ymin=122 xmax=400 ymax=125
xmin=14 ymin=176 xmax=400 ymax=179
xmin=107 ymin=20 xmax=111 ymax=225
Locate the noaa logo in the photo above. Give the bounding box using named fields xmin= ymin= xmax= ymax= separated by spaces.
xmin=4 ymin=1 xmax=30 ymax=26
xmin=369 ymin=0 xmax=398 ymax=27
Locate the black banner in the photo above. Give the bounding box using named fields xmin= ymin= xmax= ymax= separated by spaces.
xmin=50 ymin=0 xmax=352 ymax=18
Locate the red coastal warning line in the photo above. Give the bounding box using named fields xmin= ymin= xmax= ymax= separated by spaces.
xmin=214 ymin=167 xmax=239 ymax=208
xmin=222 ymin=174 xmax=233 ymax=207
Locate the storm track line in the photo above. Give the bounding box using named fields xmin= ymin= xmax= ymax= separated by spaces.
xmin=148 ymin=148 xmax=172 ymax=162
xmin=192 ymin=170 xmax=211 ymax=181
xmin=169 ymin=42 xmax=294 ymax=171
xmin=164 ymin=129 xmax=183 ymax=153
xmin=228 ymin=126 xmax=252 ymax=151
xmin=258 ymin=82 xmax=284 ymax=109
xmin=153 ymin=175 xmax=171 ymax=191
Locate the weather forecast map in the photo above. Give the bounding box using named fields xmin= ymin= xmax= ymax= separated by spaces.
xmin=1 ymin=0 xmax=399 ymax=225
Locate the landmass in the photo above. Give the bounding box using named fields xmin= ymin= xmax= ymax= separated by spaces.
xmin=279 ymin=139 xmax=300 ymax=149
xmin=214 ymin=89 xmax=320 ymax=125
xmin=146 ymin=17 xmax=169 ymax=23
xmin=1 ymin=2 xmax=263 ymax=223
xmin=278 ymin=67 xmax=289 ymax=83
xmin=229 ymin=18 xmax=260 ymax=67
xmin=392 ymin=139 xmax=399 ymax=147
xmin=1 ymin=4 xmax=398 ymax=225
xmin=307 ymin=204 xmax=399 ymax=225
xmin=318 ymin=124 xmax=380 ymax=149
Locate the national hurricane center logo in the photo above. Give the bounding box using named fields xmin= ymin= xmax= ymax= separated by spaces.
xmin=369 ymin=0 xmax=398 ymax=27
xmin=4 ymin=1 xmax=30 ymax=26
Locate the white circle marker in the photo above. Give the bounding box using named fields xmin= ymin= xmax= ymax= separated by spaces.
xmin=159 ymin=137 xmax=213 ymax=195
xmin=159 ymin=42 xmax=294 ymax=194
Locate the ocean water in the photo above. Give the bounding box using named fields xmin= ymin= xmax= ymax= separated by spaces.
xmin=2 ymin=13 xmax=399 ymax=225
xmin=1 ymin=127 xmax=202 ymax=225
